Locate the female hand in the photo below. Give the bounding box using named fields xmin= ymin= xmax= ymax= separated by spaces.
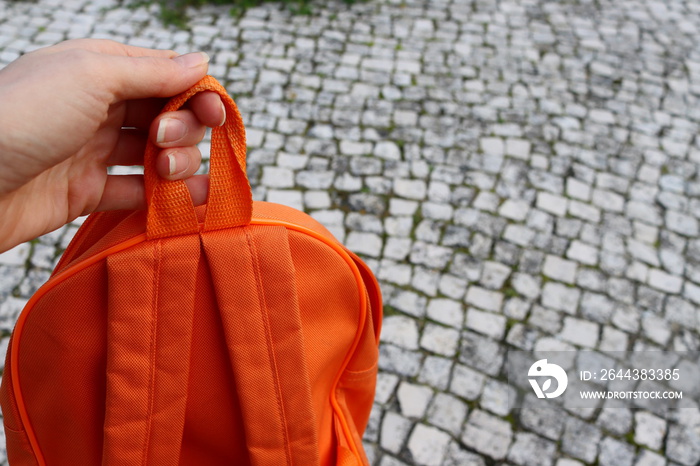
xmin=0 ymin=39 xmax=224 ymax=252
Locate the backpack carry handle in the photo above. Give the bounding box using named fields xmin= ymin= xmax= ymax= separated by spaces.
xmin=143 ymin=76 xmax=253 ymax=239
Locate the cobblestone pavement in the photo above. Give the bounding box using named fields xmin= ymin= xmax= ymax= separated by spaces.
xmin=1 ymin=0 xmax=700 ymax=464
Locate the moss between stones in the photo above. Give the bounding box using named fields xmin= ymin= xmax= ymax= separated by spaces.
xmin=153 ymin=0 xmax=364 ymax=28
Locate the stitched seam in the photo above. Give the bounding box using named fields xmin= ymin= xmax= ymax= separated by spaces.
xmin=245 ymin=228 xmax=293 ymax=466
xmin=141 ymin=240 xmax=161 ymax=466
xmin=343 ymin=362 xmax=379 ymax=377
xmin=2 ymin=423 xmax=26 ymax=434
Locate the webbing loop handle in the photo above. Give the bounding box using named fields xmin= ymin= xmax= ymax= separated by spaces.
xmin=143 ymin=76 xmax=252 ymax=239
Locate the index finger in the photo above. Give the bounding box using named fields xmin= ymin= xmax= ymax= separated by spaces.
xmin=96 ymin=51 xmax=211 ymax=101
xmin=35 ymin=38 xmax=178 ymax=59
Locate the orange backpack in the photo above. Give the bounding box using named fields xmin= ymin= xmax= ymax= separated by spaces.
xmin=0 ymin=76 xmax=382 ymax=465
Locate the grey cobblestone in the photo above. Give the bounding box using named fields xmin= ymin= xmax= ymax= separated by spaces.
xmin=465 ymin=308 xmax=506 ymax=340
xmin=542 ymin=255 xmax=578 ymax=284
xmin=634 ymin=411 xmax=666 ymax=451
xmin=562 ymin=417 xmax=601 ymax=463
xmin=0 ymin=297 xmax=26 ymax=333
xmin=465 ymin=286 xmax=503 ymax=313
xmin=598 ymin=436 xmax=635 ymax=466
xmin=426 ymin=298 xmax=462 ymax=328
xmin=380 ymin=411 xmax=412 ymax=455
xmin=381 ymin=315 xmax=419 ymax=350
xmin=397 ymin=381 xmax=432 ymax=419
xmin=666 ymin=424 xmax=700 ymax=466
xmin=480 ymin=378 xmax=515 ymax=417
xmin=541 ymin=282 xmax=580 ymax=314
xmin=406 ymin=424 xmax=451 ymax=466
xmin=417 ymin=355 xmax=451 ymax=391
xmin=559 ymin=317 xmax=599 ymax=348
xmin=634 ymin=450 xmax=667 ymax=466
xmin=449 ymin=362 xmax=484 ymax=401
xmin=426 ymin=393 xmax=466 ymax=437
xmin=2 ymin=0 xmax=700 ymax=464
xmin=419 ymin=323 xmax=459 ymax=357
xmin=462 ymin=409 xmax=512 ymax=460
xmin=507 ymin=432 xmax=556 ymax=466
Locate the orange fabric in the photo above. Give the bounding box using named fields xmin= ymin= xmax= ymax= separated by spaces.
xmin=102 ymin=236 xmax=201 ymax=464
xmin=202 ymin=226 xmax=319 ymax=465
xmin=144 ymin=76 xmax=252 ymax=239
xmin=0 ymin=77 xmax=381 ymax=466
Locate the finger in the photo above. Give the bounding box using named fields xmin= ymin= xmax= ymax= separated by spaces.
xmin=184 ymin=175 xmax=209 ymax=206
xmin=37 ymin=39 xmax=178 ymax=59
xmin=92 ymin=40 xmax=177 ymax=59
xmin=124 ymin=93 xmax=224 ymax=141
xmin=151 ymin=109 xmax=206 ymax=148
xmin=189 ymin=91 xmax=226 ymax=127
xmin=123 ymin=98 xmax=168 ymax=130
xmin=156 ymin=146 xmax=203 ymax=180
xmin=106 ymin=129 xmax=147 ymax=166
xmin=97 ymin=174 xmax=146 ymax=211
xmin=122 ymin=90 xmax=224 ymax=135
xmin=96 ymin=174 xmax=208 ymax=212
xmin=101 ymin=51 xmax=210 ymax=101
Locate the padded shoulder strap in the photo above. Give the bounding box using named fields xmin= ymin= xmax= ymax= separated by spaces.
xmin=202 ymin=225 xmax=320 ymax=466
xmin=102 ymin=236 xmax=200 ymax=464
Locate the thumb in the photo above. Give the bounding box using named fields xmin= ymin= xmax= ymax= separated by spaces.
xmin=105 ymin=51 xmax=211 ymax=101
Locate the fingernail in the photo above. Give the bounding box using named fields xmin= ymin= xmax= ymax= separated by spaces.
xmin=157 ymin=118 xmax=186 ymax=144
xmin=168 ymin=153 xmax=177 ymax=175
xmin=173 ymin=51 xmax=210 ymax=69
xmin=218 ymin=101 xmax=226 ymax=127
xmin=167 ymin=152 xmax=189 ymax=176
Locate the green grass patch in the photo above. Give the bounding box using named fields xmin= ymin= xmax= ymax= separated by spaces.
xmin=155 ymin=0 xmax=363 ymax=28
